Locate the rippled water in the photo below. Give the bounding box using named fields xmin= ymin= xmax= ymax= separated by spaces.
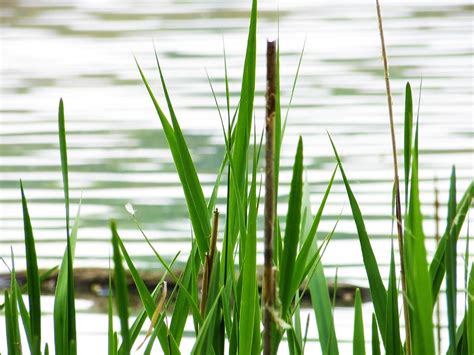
xmin=1 ymin=0 xmax=473 ymax=353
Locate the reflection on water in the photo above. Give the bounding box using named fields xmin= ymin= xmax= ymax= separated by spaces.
xmin=0 ymin=0 xmax=473 ymax=352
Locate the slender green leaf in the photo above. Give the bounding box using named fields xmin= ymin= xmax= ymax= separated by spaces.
xmin=467 ymin=262 xmax=473 ymax=354
xmin=20 ymin=181 xmax=41 ymax=355
xmin=404 ymin=120 xmax=435 ymax=354
xmin=403 ymin=82 xmax=413 ymax=208
xmin=372 ymin=314 xmax=380 ymax=355
xmin=445 ymin=166 xmax=457 ymax=353
xmin=353 ymin=289 xmax=365 ymax=355
xmin=328 ymin=135 xmax=387 ymax=345
xmin=385 ymin=246 xmax=401 ymax=355
xmin=111 ymin=221 xmax=131 ymax=355
xmin=280 ymin=137 xmax=304 ymax=316
xmin=430 ymin=181 xmax=473 ymax=300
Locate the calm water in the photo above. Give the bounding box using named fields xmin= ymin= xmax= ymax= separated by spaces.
xmin=0 ymin=0 xmax=472 ymax=353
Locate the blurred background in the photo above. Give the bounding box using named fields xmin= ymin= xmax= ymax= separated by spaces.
xmin=1 ymin=0 xmax=473 ymax=353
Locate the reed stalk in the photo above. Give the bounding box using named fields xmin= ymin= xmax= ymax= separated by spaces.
xmin=263 ymin=39 xmax=276 ymax=355
xmin=375 ymin=1 xmax=411 ymax=353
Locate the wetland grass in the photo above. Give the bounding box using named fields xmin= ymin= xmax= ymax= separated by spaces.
xmin=2 ymin=0 xmax=474 ymax=354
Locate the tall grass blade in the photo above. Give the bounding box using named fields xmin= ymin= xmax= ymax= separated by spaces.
xmin=445 ymin=166 xmax=457 ymax=352
xmin=430 ymin=181 xmax=474 ymax=300
xmin=353 ymin=289 xmax=365 ymax=355
xmin=302 ymin=169 xmax=339 ymax=355
xmin=385 ymin=246 xmax=401 ymax=355
xmin=372 ymin=314 xmax=380 ymax=355
xmin=403 ymin=83 xmax=413 ymax=207
xmin=111 ymin=221 xmax=131 ymax=354
xmin=404 ymin=120 xmax=435 ymax=354
xmin=239 ymin=128 xmax=259 ymax=354
xmin=108 ymin=261 xmax=116 ymax=355
xmin=279 ymin=137 xmax=303 ymax=316
xmin=328 ymin=136 xmax=387 ymax=345
xmin=191 ymin=288 xmax=223 ymax=355
xmin=135 ymin=59 xmax=210 ymax=261
xmin=54 ymin=98 xmax=78 ymax=355
xmin=20 ymin=181 xmax=41 ymax=355
xmin=467 ymin=262 xmax=474 ymax=354
xmin=226 ymin=0 xmax=257 ymax=258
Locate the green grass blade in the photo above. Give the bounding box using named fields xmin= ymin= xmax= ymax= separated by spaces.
xmin=20 ymin=181 xmax=41 ymax=355
xmin=403 ymin=82 xmax=413 ymax=208
xmin=385 ymin=246 xmax=401 ymax=355
xmin=446 ymin=166 xmax=457 ymax=352
xmin=328 ymin=135 xmax=387 ymax=345
xmin=226 ymin=0 xmax=257 ymax=254
xmin=280 ymin=137 xmax=304 ymax=316
xmin=293 ymin=167 xmax=336 ymax=293
xmin=191 ymin=288 xmax=223 ymax=355
xmin=5 ymin=290 xmax=16 ymax=355
xmin=238 ymin=132 xmax=259 ymax=354
xmin=353 ymin=289 xmax=365 ymax=355
xmin=115 ymin=231 xmax=179 ymax=354
xmin=467 ymin=262 xmax=474 ymax=354
xmin=430 ymin=180 xmax=473 ymax=300
xmin=135 ymin=59 xmax=210 ymax=261
xmin=7 ymin=251 xmax=22 ymax=355
xmin=53 ymin=205 xmax=80 ymax=355
xmin=371 ymin=314 xmax=380 ymax=355
xmin=108 ymin=262 xmax=116 ymax=355
xmin=111 ymin=221 xmax=131 ymax=354
xmin=404 ymin=120 xmax=435 ymax=354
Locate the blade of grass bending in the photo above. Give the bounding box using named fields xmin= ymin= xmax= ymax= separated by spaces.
xmin=300 ymin=170 xmax=339 ymax=355
xmin=20 ymin=181 xmax=41 ymax=355
xmin=385 ymin=245 xmax=401 ymax=355
xmin=114 ymin=231 xmax=179 ymax=354
xmin=430 ymin=181 xmax=474 ymax=300
xmin=353 ymin=289 xmax=365 ymax=355
xmin=280 ymin=137 xmax=304 ymax=316
xmin=293 ymin=167 xmax=337 ymax=295
xmin=445 ymin=167 xmax=457 ymax=353
xmin=128 ymin=254 xmax=180 ymax=353
xmin=135 ymin=59 xmax=210 ymax=261
xmin=404 ymin=120 xmax=435 ymax=354
xmin=328 ymin=136 xmax=387 ymax=346
xmin=372 ymin=314 xmax=381 ymax=355
xmin=108 ymin=258 xmax=116 ymax=355
xmin=111 ymin=221 xmax=131 ymax=354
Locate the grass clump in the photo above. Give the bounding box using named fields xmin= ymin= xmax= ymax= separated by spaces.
xmin=2 ymin=0 xmax=474 ymax=354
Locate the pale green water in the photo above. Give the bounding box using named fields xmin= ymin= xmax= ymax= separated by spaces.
xmin=0 ymin=0 xmax=473 ymax=352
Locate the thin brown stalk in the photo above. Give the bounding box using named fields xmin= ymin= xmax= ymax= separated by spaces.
xmin=263 ymin=39 xmax=276 ymax=355
xmin=434 ymin=176 xmax=441 ymax=353
xmin=375 ymin=1 xmax=411 ymax=353
xmin=200 ymin=208 xmax=219 ymax=315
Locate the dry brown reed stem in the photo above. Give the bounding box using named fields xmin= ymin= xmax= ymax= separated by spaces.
xmin=375 ymin=1 xmax=411 ymax=353
xmin=434 ymin=177 xmax=442 ymax=353
xmin=263 ymin=39 xmax=276 ymax=355
xmin=200 ymin=208 xmax=219 ymax=315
